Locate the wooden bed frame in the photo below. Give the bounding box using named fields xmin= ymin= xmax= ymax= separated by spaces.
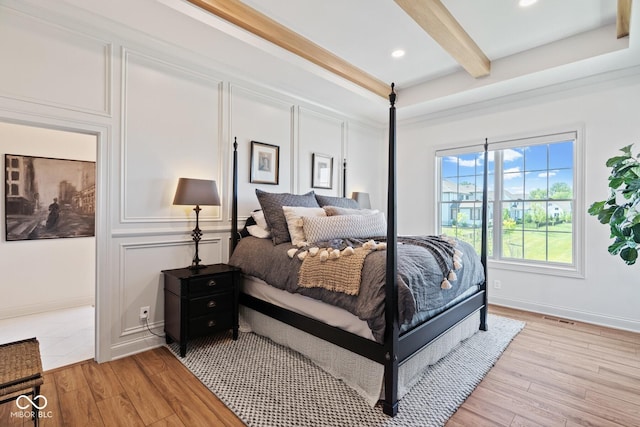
xmin=230 ymin=84 xmax=488 ymax=417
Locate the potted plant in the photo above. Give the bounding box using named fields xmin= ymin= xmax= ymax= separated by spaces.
xmin=588 ymin=144 xmax=640 ymax=265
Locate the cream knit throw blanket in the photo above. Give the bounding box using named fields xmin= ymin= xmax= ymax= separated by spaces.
xmin=298 ymin=247 xmax=372 ymax=295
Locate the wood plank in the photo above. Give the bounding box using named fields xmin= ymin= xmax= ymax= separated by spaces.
xmin=186 ymin=0 xmax=389 ymax=97
xmin=108 ymin=357 xmax=173 ymax=425
xmin=40 ymin=372 xmax=62 ymax=427
xmin=394 ymin=0 xmax=491 ymax=77
xmin=447 ymin=406 xmax=505 ymax=426
xmin=53 ymin=363 xmax=89 ymax=394
xmin=150 ymin=368 xmax=228 ymax=427
xmin=528 ymin=382 xmax=640 ymax=427
xmin=618 ymin=0 xmax=632 ymax=38
xmin=95 ymin=393 xmax=145 ymax=427
xmin=57 ymin=388 xmax=105 ymax=427
xmin=148 ymin=414 xmax=187 ymax=427
xmin=81 ymin=361 xmax=124 ymax=402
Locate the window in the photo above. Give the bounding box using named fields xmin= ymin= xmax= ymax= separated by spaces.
xmin=437 ymin=130 xmax=583 ymax=276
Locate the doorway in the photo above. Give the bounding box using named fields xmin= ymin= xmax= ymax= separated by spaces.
xmin=0 ymin=121 xmax=97 ymax=370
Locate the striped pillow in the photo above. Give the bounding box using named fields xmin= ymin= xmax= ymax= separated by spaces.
xmin=302 ymin=212 xmax=386 ymax=243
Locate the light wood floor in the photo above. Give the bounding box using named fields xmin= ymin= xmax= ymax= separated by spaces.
xmin=1 ymin=306 xmax=638 ymax=426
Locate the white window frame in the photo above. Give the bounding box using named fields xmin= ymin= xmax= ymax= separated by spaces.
xmin=435 ymin=126 xmax=585 ymax=278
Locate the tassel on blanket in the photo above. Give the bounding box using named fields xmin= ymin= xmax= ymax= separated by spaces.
xmin=342 ymin=246 xmax=355 ymax=256
xmin=328 ymin=248 xmax=340 ymax=259
xmin=309 ymin=247 xmax=319 ymax=256
xmin=287 ymin=248 xmax=297 ymax=259
xmin=448 ymin=270 xmax=457 ymax=281
xmin=297 ymin=251 xmax=307 ymax=261
xmin=319 ymin=249 xmax=329 ymax=262
xmin=441 ymin=278 xmax=452 ymax=289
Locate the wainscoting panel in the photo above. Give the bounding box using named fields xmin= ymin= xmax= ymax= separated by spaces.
xmin=229 ymin=84 xmax=296 ymax=214
xmin=118 ymin=238 xmax=223 ymax=337
xmin=0 ymin=5 xmax=111 ymax=115
xmin=297 ymin=107 xmax=345 ymax=196
xmin=121 ymin=48 xmax=223 ymax=223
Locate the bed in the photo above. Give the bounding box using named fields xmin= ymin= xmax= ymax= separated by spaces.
xmin=229 ymin=84 xmax=488 ymax=416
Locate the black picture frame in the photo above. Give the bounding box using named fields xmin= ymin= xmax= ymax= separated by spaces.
xmin=312 ymin=153 xmax=333 ymax=189
xmin=250 ymin=141 xmax=279 ymax=185
xmin=5 ymin=154 xmax=96 ymax=241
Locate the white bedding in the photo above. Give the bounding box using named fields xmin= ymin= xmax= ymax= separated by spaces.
xmin=240 ymin=274 xmax=481 ymax=407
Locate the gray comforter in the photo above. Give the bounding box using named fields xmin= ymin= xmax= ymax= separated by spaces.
xmin=229 ymin=236 xmax=484 ymax=343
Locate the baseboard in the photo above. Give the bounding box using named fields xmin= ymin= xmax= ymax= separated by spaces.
xmin=0 ymin=296 xmax=94 ymax=320
xmin=110 ymin=333 xmax=165 ymax=361
xmin=490 ymin=296 xmax=640 ymax=333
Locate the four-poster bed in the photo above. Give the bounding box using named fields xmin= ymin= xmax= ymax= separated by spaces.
xmin=229 ymin=84 xmax=488 ymax=416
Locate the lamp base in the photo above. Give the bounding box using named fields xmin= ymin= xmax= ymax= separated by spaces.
xmin=188 ymin=263 xmax=206 ymax=271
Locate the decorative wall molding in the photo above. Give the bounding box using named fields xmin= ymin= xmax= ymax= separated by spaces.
xmin=118 ymin=238 xmax=223 ymax=338
xmin=0 ymin=4 xmax=112 ymax=117
xmin=120 ymin=47 xmax=224 ymax=223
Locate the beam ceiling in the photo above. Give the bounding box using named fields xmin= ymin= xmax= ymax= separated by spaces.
xmin=186 ymin=0 xmax=390 ymax=98
xmin=394 ymin=0 xmax=490 ymax=78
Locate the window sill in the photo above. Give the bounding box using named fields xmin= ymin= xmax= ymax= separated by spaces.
xmin=488 ymin=259 xmax=584 ymax=279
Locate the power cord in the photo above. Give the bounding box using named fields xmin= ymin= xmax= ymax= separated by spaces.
xmin=144 ymin=317 xmax=165 ymax=338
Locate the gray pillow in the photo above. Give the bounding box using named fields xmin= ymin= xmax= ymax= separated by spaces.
xmin=302 ymin=212 xmax=387 ymax=243
xmin=314 ymin=194 xmax=360 ymax=209
xmin=255 ymin=189 xmax=320 ymax=245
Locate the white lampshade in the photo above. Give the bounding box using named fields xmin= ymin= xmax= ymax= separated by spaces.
xmin=173 ymin=178 xmax=220 ymax=206
xmin=351 ymin=192 xmax=371 ymax=209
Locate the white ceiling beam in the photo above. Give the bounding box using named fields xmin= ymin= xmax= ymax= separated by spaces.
xmin=186 ymin=0 xmax=390 ymax=98
xmin=394 ymin=0 xmax=491 ymax=78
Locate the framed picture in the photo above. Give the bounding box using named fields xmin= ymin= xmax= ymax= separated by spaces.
xmin=250 ymin=141 xmax=279 ymax=185
xmin=5 ymin=154 xmax=96 ymax=241
xmin=312 ymin=153 xmax=333 ymax=189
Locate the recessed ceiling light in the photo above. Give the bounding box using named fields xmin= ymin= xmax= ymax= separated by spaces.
xmin=519 ymin=0 xmax=538 ymax=7
xmin=391 ymin=49 xmax=405 ymax=58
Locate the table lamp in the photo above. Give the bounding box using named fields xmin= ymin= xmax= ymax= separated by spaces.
xmin=173 ymin=178 xmax=220 ymax=269
xmin=351 ymin=191 xmax=371 ymax=209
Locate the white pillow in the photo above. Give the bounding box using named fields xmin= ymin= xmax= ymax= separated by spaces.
xmin=302 ymin=212 xmax=387 ymax=243
xmin=282 ymin=206 xmax=326 ymax=246
xmin=251 ymin=210 xmax=269 ymax=231
xmin=247 ymin=225 xmax=271 ymax=239
xmin=323 ymin=205 xmax=380 ymax=216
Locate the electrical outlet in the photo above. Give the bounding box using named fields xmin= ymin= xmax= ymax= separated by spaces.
xmin=493 ymin=280 xmax=502 ymax=289
xmin=139 ymin=306 xmax=150 ymax=321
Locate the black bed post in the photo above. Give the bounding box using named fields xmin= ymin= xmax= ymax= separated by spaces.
xmin=231 ymin=137 xmax=239 ymax=255
xmin=383 ymin=83 xmax=399 ymax=417
xmin=480 ymin=138 xmax=489 ymax=331
xmin=342 ymin=158 xmax=347 ymax=197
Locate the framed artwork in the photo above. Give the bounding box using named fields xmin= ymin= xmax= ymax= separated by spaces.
xmin=250 ymin=141 xmax=279 ymax=185
xmin=4 ymin=154 xmax=96 ymax=241
xmin=312 ymin=153 xmax=333 ymax=189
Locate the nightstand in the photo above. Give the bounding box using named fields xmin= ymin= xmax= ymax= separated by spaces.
xmin=162 ymin=264 xmax=241 ymax=357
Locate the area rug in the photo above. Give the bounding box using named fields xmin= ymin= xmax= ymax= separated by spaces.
xmin=168 ymin=314 xmax=524 ymax=426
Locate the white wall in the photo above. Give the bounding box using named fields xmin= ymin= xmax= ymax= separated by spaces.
xmin=0 ymin=1 xmax=385 ymax=360
xmin=0 ymin=122 xmax=96 ymax=318
xmin=397 ymin=72 xmax=640 ymax=332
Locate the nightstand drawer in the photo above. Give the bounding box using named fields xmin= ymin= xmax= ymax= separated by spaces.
xmin=189 ymin=312 xmax=233 ymax=337
xmin=189 ymin=292 xmax=234 ymax=317
xmin=189 ymin=274 xmax=234 ymax=295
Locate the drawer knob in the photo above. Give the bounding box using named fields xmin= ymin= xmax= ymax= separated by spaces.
xmin=207 ymin=300 xmax=216 ymax=308
xmin=208 ymin=279 xmax=217 ymax=287
xmin=208 ymin=320 xmax=216 ymax=327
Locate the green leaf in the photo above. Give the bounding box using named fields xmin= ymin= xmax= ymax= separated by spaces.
xmin=588 ymin=201 xmax=606 ymax=215
xmin=620 ymin=144 xmax=634 ymax=156
xmin=633 ymin=224 xmax=640 ymax=243
xmin=620 ymin=247 xmax=638 ymax=265
xmin=606 ymin=155 xmax=629 ymax=167
xmin=609 ymin=177 xmax=624 ymax=189
xmin=597 ymin=207 xmax=615 ymax=224
xmin=608 ymin=239 xmax=626 ymax=255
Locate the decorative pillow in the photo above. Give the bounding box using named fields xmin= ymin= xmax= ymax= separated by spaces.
xmin=246 ymin=225 xmax=271 ymax=239
xmin=302 ymin=212 xmax=387 ymax=243
xmin=255 ymin=189 xmax=320 ymax=245
xmin=323 ymin=206 xmax=379 ymax=216
xmin=314 ymin=194 xmax=360 ymax=209
xmin=282 ymin=206 xmax=326 ymax=246
xmin=251 ymin=209 xmax=269 ymax=231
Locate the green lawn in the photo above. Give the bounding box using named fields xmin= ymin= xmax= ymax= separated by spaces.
xmin=442 ymin=222 xmax=572 ymax=264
